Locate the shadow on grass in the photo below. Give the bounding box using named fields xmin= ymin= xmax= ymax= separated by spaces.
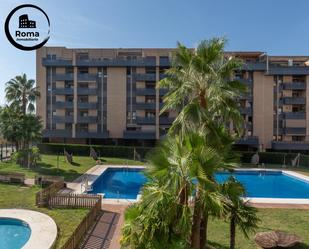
xmin=70 ymin=162 xmax=81 ymax=166
xmin=207 ymin=241 xmax=229 ymax=249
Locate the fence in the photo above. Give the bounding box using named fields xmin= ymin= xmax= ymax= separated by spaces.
xmin=59 ymin=196 xmax=102 ymax=249
xmin=48 ymin=193 xmax=102 ymax=209
xmin=35 ymin=180 xmax=65 ymax=207
xmin=0 ymin=143 xmax=15 ymax=161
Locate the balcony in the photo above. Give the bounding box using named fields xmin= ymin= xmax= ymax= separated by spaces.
xmin=268 ymin=66 xmax=309 ymax=75
xmin=77 ymin=73 xmax=97 ymax=81
xmin=282 ymin=82 xmax=306 ymax=90
xmin=123 ymin=130 xmax=156 ymax=139
xmin=133 ymin=73 xmax=156 ymax=81
xmin=76 ymin=57 xmax=156 ymax=67
xmin=272 ymin=141 xmax=309 ymax=150
xmin=240 ymin=107 xmax=252 ymax=115
xmin=282 ymin=97 xmax=306 ymax=105
xmin=135 ymin=102 xmax=164 ymax=110
xmin=75 ymin=130 xmax=109 ymax=138
xmin=159 ymin=117 xmax=174 ymax=125
xmin=54 ymin=101 xmax=73 ymax=109
xmin=42 ymin=58 xmax=72 ymax=66
xmin=54 ymin=74 xmax=73 ymax=81
xmin=135 ymin=88 xmax=168 ymax=96
xmin=235 ymin=136 xmax=259 ymax=146
xmin=159 ymin=57 xmax=171 ymax=67
xmin=53 ymin=88 xmax=74 ymax=95
xmin=77 ymin=102 xmax=98 ymax=109
xmin=53 ymin=116 xmax=73 ymax=123
xmin=284 ymin=127 xmax=306 ymax=135
xmin=136 ymin=117 xmax=155 ymax=125
xmin=42 ymin=129 xmax=72 ymax=138
xmin=77 ymin=88 xmax=98 ymax=95
xmin=77 ymin=116 xmax=98 ymax=123
xmin=236 ymin=78 xmax=253 ymax=86
xmin=159 ymin=73 xmax=168 ymax=80
xmin=282 ymin=112 xmax=305 ymax=119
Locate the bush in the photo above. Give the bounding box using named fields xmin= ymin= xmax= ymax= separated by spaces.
xmin=12 ymin=146 xmax=41 ymax=167
xmin=238 ymin=151 xmax=309 ymax=168
xmin=37 ymin=143 xmax=153 ymax=160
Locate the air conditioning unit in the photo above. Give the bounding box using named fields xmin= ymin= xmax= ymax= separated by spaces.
xmin=288 ymin=59 xmax=293 ymax=66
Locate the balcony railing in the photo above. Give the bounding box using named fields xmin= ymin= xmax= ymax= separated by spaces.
xmin=53 ymin=88 xmax=74 ymax=95
xmin=159 ymin=117 xmax=174 ymax=125
xmin=282 ymin=82 xmax=306 ymax=90
xmin=135 ymin=102 xmax=164 ymax=109
xmin=123 ymin=130 xmax=156 ymax=139
xmin=235 ymin=136 xmax=259 ymax=146
xmin=284 ymin=127 xmax=306 ymax=135
xmin=54 ymin=101 xmax=74 ymax=109
xmin=281 ymin=112 xmax=306 ymax=119
xmin=136 ymin=117 xmax=155 ymax=125
xmin=76 ymin=57 xmax=156 ymax=67
xmin=75 ymin=131 xmax=109 ymax=138
xmin=135 ymin=88 xmax=168 ymax=96
xmin=268 ymin=66 xmax=309 ymax=75
xmin=282 ymin=97 xmax=306 ymax=105
xmin=77 ymin=102 xmax=98 ymax=109
xmin=42 ymin=58 xmax=72 ymax=66
xmin=272 ymin=141 xmax=309 ymax=150
xmin=159 ymin=57 xmax=170 ymax=66
xmin=42 ymin=129 xmax=72 ymax=138
xmin=77 ymin=88 xmax=98 ymax=95
xmin=53 ymin=116 xmax=73 ymax=123
xmin=77 ymin=116 xmax=98 ymax=123
xmin=53 ymin=74 xmax=73 ymax=81
xmin=133 ymin=73 xmax=156 ymax=81
xmin=77 ymin=73 xmax=97 ymax=81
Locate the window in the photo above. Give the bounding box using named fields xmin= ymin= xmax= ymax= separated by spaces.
xmin=65 ymin=123 xmax=72 ymax=130
xmin=66 ymin=110 xmax=73 ymax=116
xmin=145 ymin=96 xmax=155 ymax=103
xmin=66 ymin=67 xmax=73 ymax=74
xmin=78 ymin=96 xmax=88 ymax=103
xmin=79 ymin=83 xmax=88 ymax=88
xmin=145 ymin=67 xmax=156 ymax=74
xmin=66 ymin=95 xmax=74 ymax=102
xmin=77 ymin=124 xmax=88 ymax=132
xmin=76 ymin=52 xmax=89 ymax=60
xmin=145 ymin=81 xmax=156 ymax=89
xmin=146 ymin=111 xmax=155 ymax=118
xmin=65 ymin=81 xmax=73 ymax=88
xmin=292 ymin=136 xmax=305 ymax=141
xmin=77 ymin=67 xmax=88 ymax=74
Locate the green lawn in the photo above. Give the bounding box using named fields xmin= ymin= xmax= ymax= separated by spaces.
xmin=0 ymin=183 xmax=89 ymax=248
xmin=0 ymin=154 xmax=144 ymax=181
xmin=208 ymin=209 xmax=309 ymax=249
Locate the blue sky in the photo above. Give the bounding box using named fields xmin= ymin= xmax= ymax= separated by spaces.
xmin=1 ymin=0 xmax=309 ymax=104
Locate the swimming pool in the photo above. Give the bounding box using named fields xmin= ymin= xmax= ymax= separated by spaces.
xmin=89 ymin=168 xmax=309 ymax=200
xmin=0 ymin=218 xmax=31 ymax=249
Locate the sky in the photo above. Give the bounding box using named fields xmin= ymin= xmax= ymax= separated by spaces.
xmin=1 ymin=0 xmax=309 ymax=105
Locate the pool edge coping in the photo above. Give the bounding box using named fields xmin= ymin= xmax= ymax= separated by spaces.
xmin=0 ymin=209 xmax=57 ymax=249
xmin=68 ymin=166 xmax=309 ymax=205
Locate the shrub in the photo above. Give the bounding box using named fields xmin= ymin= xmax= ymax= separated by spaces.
xmin=12 ymin=146 xmax=41 ymax=167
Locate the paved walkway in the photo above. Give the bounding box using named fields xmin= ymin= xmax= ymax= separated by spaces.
xmin=80 ymin=204 xmax=128 ymax=249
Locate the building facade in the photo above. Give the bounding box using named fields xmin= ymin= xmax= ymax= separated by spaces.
xmin=36 ymin=47 xmax=309 ymax=150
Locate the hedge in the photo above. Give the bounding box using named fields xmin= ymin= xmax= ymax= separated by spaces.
xmin=239 ymin=151 xmax=309 ymax=167
xmin=37 ymin=143 xmax=153 ymax=160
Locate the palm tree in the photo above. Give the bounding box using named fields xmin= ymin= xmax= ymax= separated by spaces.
xmin=159 ymin=38 xmax=246 ymax=137
xmin=121 ymin=133 xmax=238 ymax=249
xmin=5 ymin=73 xmax=40 ymax=114
xmin=220 ymin=177 xmax=259 ymax=249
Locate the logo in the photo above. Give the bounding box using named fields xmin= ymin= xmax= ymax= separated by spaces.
xmin=4 ymin=4 xmax=50 ymax=51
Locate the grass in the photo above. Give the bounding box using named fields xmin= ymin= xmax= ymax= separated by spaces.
xmin=207 ymin=209 xmax=309 ymax=249
xmin=0 ymin=154 xmax=144 ymax=181
xmin=0 ymin=183 xmax=89 ymax=248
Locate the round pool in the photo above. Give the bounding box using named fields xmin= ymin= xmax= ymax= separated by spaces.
xmin=0 ymin=218 xmax=31 ymax=249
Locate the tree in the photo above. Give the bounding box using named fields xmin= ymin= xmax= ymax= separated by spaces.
xmin=5 ymin=73 xmax=40 ymax=114
xmin=220 ymin=177 xmax=259 ymax=249
xmin=121 ymin=133 xmax=238 ymax=249
xmin=159 ymin=38 xmax=246 ymax=138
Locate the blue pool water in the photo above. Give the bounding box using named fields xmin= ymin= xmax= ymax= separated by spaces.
xmin=0 ymin=218 xmax=31 ymax=249
xmin=89 ymin=168 xmax=309 ymax=199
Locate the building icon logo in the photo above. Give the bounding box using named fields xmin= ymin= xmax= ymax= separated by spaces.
xmin=19 ymin=14 xmax=36 ymax=28
xmin=4 ymin=4 xmax=50 ymax=51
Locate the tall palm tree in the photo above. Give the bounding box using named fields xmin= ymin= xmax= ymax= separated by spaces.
xmin=220 ymin=177 xmax=259 ymax=249
xmin=5 ymin=73 xmax=40 ymax=114
xmin=159 ymin=38 xmax=246 ymax=137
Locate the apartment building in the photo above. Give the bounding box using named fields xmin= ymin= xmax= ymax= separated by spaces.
xmin=36 ymin=47 xmax=309 ymax=150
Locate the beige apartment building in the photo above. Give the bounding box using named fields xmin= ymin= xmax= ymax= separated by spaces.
xmin=36 ymin=47 xmax=309 ymax=151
